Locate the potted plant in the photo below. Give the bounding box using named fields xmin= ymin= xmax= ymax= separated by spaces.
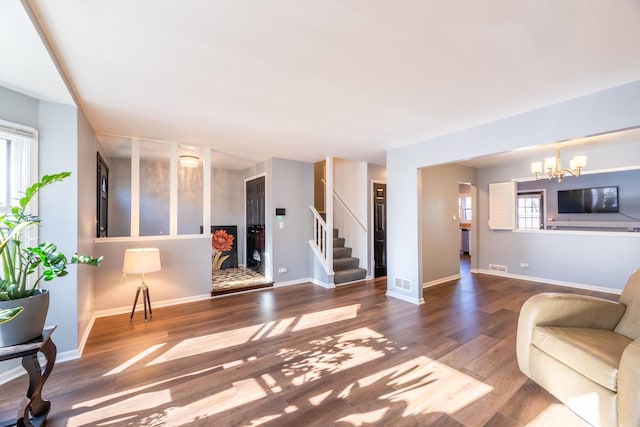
xmin=0 ymin=172 xmax=102 ymax=346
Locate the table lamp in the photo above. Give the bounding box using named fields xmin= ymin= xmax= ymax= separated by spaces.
xmin=123 ymin=248 xmax=161 ymax=322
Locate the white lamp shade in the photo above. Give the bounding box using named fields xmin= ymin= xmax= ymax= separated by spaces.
xmin=570 ymin=155 xmax=587 ymax=170
xmin=544 ymin=156 xmax=556 ymax=171
xmin=123 ymin=248 xmax=162 ymax=274
xmin=530 ymin=162 xmax=542 ymax=174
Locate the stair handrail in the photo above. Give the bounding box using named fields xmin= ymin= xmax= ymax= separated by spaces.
xmin=320 ymin=178 xmax=367 ymax=232
xmin=309 ymin=205 xmax=333 ymax=274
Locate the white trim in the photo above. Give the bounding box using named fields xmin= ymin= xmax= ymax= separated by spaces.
xmin=512 ymin=228 xmax=640 ymax=237
xmin=312 ymin=278 xmax=335 ymax=289
xmin=274 ymin=278 xmax=313 ymax=288
xmin=130 ymin=137 xmax=140 ymax=237
xmin=78 ymin=313 xmax=97 ymax=356
xmin=94 ymin=293 xmax=212 ymax=318
xmin=385 ymin=290 xmax=425 ymax=305
xmin=95 ymin=234 xmax=209 ymax=243
xmin=335 ymin=278 xmax=367 ymax=287
xmin=0 ymin=119 xmax=37 ymax=138
xmin=423 ymin=274 xmax=461 ymax=289
xmin=0 ymin=348 xmax=80 ymax=386
xmin=477 ymin=269 xmax=623 ymax=295
xmin=169 ymin=144 xmax=178 ymax=235
xmin=202 ymin=149 xmax=211 ymax=234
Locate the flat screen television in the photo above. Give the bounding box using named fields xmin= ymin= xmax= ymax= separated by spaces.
xmin=557 ymin=186 xmax=619 ymax=213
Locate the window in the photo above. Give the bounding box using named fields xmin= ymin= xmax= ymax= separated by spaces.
xmin=459 ymin=196 xmax=472 ymax=222
xmin=0 ymin=121 xmax=38 ymax=248
xmin=0 ymin=124 xmax=37 ymax=212
xmin=518 ymin=192 xmax=544 ymax=230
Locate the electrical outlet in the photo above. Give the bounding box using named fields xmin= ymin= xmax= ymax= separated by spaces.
xmin=520 ymin=263 xmax=530 ymax=268
xmin=278 ymin=267 xmax=288 ymax=273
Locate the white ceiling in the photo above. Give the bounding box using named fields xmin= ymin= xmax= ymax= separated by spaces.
xmin=3 ymin=1 xmax=640 ymax=167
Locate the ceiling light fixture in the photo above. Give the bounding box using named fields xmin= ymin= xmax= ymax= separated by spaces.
xmin=179 ymin=155 xmax=199 ymax=168
xmin=530 ymin=147 xmax=586 ymax=182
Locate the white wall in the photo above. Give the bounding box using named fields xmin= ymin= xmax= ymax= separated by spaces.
xmin=333 ymin=158 xmax=368 ymax=272
xmin=387 ymin=80 xmax=640 ymax=303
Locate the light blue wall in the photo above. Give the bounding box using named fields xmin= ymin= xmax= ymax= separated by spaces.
xmin=387 ymin=80 xmax=640 ymax=303
xmin=38 ymin=100 xmax=80 ymax=352
xmin=476 ymin=147 xmax=640 ymax=292
xmin=271 ymin=158 xmax=314 ymax=284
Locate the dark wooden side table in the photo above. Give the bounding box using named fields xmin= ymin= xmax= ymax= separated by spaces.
xmin=0 ymin=326 xmax=57 ymax=427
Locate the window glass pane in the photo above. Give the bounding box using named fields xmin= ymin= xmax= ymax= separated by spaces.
xmin=0 ymin=139 xmax=7 ymax=207
xmin=178 ymin=146 xmax=204 ymax=235
xmin=517 ymin=193 xmax=543 ymax=230
xmin=99 ymin=136 xmax=131 ymax=237
xmin=140 ymin=140 xmax=170 ymax=236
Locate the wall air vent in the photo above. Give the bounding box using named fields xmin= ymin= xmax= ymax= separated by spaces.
xmin=489 ymin=264 xmax=508 ymax=273
xmin=394 ymin=277 xmax=411 ymax=290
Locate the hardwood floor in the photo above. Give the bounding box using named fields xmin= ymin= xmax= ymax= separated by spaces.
xmin=0 ymin=264 xmax=616 ymax=426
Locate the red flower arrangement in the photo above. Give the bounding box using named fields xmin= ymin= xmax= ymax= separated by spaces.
xmin=212 ymin=230 xmax=234 ymax=270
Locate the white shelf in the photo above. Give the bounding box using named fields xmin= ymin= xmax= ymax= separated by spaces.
xmin=546 ymin=221 xmax=640 ymax=231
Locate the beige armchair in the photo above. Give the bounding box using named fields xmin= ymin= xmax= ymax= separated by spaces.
xmin=516 ymin=269 xmax=640 ymax=427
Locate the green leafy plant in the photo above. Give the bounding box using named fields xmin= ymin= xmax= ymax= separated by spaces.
xmin=0 ymin=172 xmax=102 ymax=318
xmin=0 ymin=307 xmax=23 ymax=324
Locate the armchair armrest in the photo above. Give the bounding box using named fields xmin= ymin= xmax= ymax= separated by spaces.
xmin=516 ymin=293 xmax=626 ymax=377
xmin=619 ymin=338 xmax=640 ymax=427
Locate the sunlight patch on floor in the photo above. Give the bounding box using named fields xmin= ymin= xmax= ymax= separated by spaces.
xmin=145 ymin=304 xmax=360 ymax=365
xmin=67 ymin=390 xmax=172 ymax=427
xmin=337 ymin=408 xmax=390 ymax=426
xmin=527 ymin=402 xmax=592 ymax=426
xmin=354 ymin=355 xmax=493 ymax=417
xmin=156 ymin=378 xmax=269 ymax=425
xmin=104 ymin=343 xmax=166 ymax=376
xmin=292 ymin=304 xmax=361 ymax=332
xmin=147 ymin=324 xmax=264 ymax=364
xmin=278 ymin=327 xmax=388 ymax=386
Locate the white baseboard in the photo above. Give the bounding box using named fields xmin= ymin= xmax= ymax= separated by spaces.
xmin=422 ymin=274 xmax=461 ymax=289
xmin=78 ymin=313 xmax=97 ymax=356
xmin=0 ymin=348 xmax=80 ymax=386
xmin=477 ymin=269 xmax=623 ymax=295
xmin=274 ymin=278 xmax=313 ymax=288
xmin=385 ymin=290 xmax=425 ymax=305
xmin=94 ymin=293 xmax=213 ymax=318
xmin=312 ymin=278 xmax=335 ymax=289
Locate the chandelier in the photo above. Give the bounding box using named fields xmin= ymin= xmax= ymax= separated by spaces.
xmin=530 ymin=147 xmax=586 ymax=182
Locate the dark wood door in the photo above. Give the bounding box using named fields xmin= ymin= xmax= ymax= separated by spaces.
xmin=97 ymin=153 xmax=109 ymax=237
xmin=246 ymin=176 xmax=266 ymax=274
xmin=373 ymin=182 xmax=387 ymax=277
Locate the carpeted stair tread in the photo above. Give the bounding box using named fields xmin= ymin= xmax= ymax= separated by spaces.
xmin=334 ymin=268 xmax=367 ymax=284
xmin=333 ymin=228 xmax=339 ymax=238
xmin=334 ymin=257 xmax=360 ymax=271
xmin=333 ymin=247 xmax=352 ymax=259
xmin=333 ymin=237 xmax=345 ymax=248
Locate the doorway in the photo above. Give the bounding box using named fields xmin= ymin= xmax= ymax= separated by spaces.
xmin=458 ymin=182 xmax=474 ymax=278
xmin=373 ymin=182 xmax=387 ymax=278
xmin=96 ymin=153 xmax=109 ymax=237
xmin=246 ymin=175 xmax=266 ymax=275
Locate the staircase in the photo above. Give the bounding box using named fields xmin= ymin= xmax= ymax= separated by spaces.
xmin=333 ymin=228 xmax=367 ymax=284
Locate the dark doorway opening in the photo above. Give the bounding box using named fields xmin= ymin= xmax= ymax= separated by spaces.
xmin=246 ymin=175 xmax=266 ymax=275
xmin=373 ymin=182 xmax=387 ymax=278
